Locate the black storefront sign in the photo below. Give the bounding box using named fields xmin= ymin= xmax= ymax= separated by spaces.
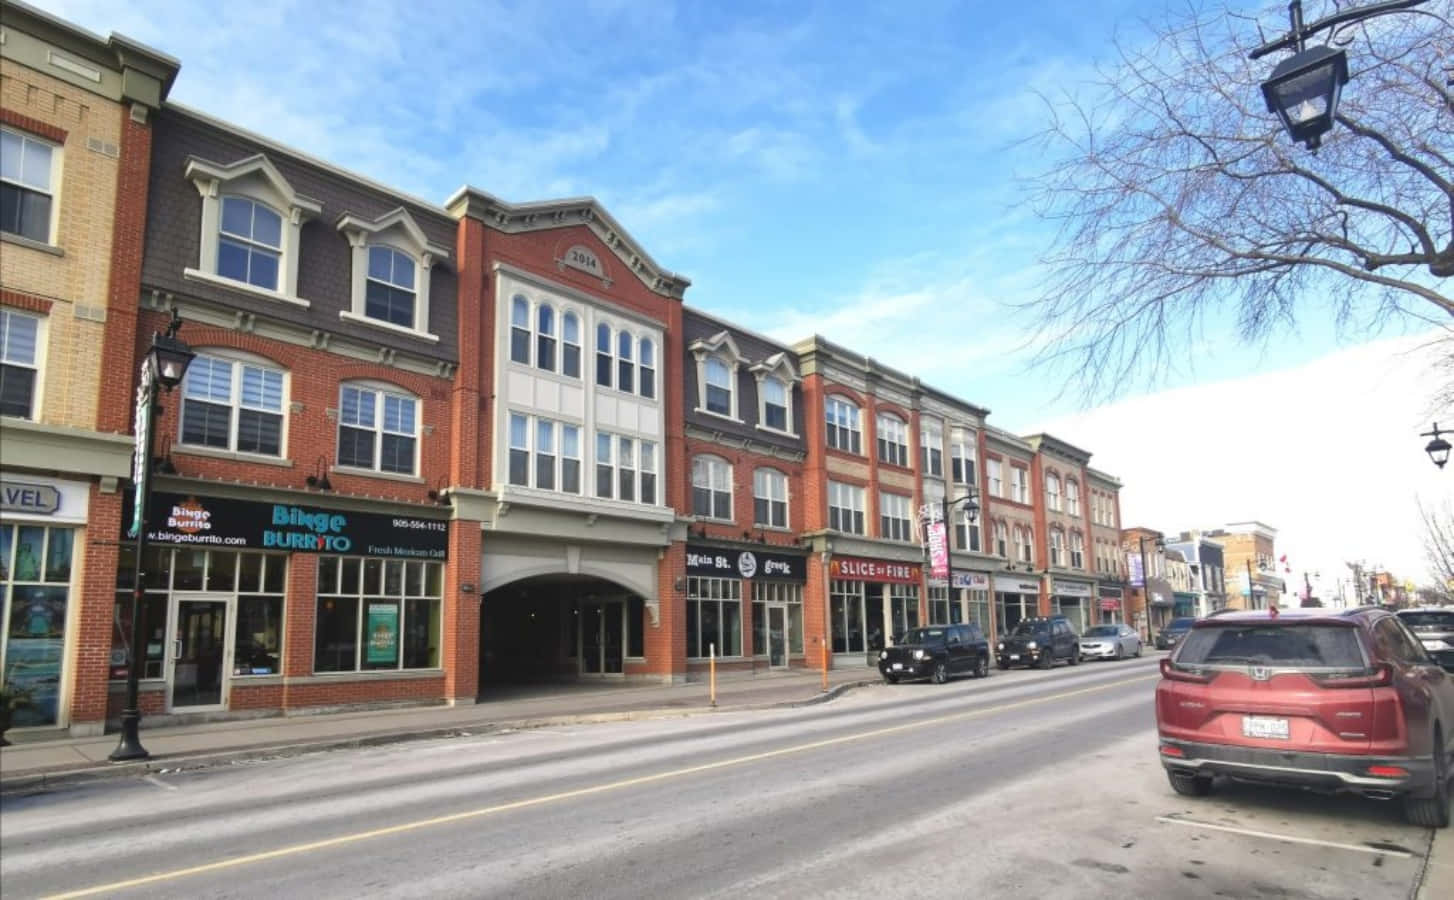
xmin=124 ymin=491 xmax=449 ymax=560
xmin=685 ymin=544 xmax=806 ymax=582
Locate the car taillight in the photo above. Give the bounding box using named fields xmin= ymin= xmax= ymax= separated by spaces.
xmin=1366 ymin=765 xmax=1408 ymax=778
xmin=1159 ymin=657 xmax=1212 ymax=683
xmin=1310 ymin=663 xmax=1392 ymax=688
xmin=1160 ymin=744 xmax=1185 ymax=757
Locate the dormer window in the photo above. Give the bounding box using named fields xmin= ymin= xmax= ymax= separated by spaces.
xmin=337 ymin=206 xmax=447 ymax=340
xmin=704 ymin=358 xmax=732 ymax=415
xmin=366 ymin=246 xmax=416 ymax=328
xmin=218 ymin=196 xmax=282 ymax=291
xmin=749 ymin=351 xmax=799 ymax=435
xmin=690 ymin=331 xmax=749 ymax=422
xmin=762 ymin=378 xmax=788 ymax=430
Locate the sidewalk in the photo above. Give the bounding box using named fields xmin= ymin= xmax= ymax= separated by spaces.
xmin=0 ymin=667 xmax=876 ymax=791
xmin=1422 ymin=825 xmax=1454 ymax=900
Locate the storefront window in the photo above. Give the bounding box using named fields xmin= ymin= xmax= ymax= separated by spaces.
xmin=967 ymin=588 xmax=992 ymax=632
xmin=928 ymin=585 xmax=950 ymax=624
xmin=627 ymin=595 xmax=645 ymax=658
xmin=751 ymin=581 xmax=804 ymax=656
xmin=315 ymin=557 xmax=443 ymax=672
xmin=889 ymin=584 xmax=919 ymax=641
xmin=1 ymin=524 xmax=74 ymax=727
xmin=830 ymin=580 xmax=865 ymax=653
xmin=686 ymin=576 xmax=741 ymax=658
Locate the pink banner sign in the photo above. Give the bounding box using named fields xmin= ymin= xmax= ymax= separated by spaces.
xmin=927 ymin=521 xmax=949 ymax=580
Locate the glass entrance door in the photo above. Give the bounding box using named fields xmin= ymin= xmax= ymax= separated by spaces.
xmin=767 ymin=605 xmax=788 ymax=668
xmin=579 ymin=600 xmax=624 ymax=676
xmin=169 ymin=596 xmax=230 ymax=710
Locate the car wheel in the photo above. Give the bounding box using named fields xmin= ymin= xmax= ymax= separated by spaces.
xmin=882 ymin=673 xmax=899 ymax=685
xmin=1134 ymin=642 xmax=1142 ymax=658
xmin=1069 ymin=647 xmax=1081 ymax=665
xmin=1167 ymin=770 xmax=1213 ymax=797
xmin=1404 ymin=728 xmax=1451 ymax=828
xmin=996 ymin=660 xmax=1009 ymax=670
xmin=1039 ymin=652 xmax=1054 ymax=670
xmin=932 ymin=661 xmax=949 ymax=684
xmin=1115 ymin=644 xmax=1124 ymax=661
xmin=974 ymin=655 xmax=989 ymax=678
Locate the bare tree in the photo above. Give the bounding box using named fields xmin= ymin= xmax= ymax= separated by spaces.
xmin=1418 ymin=497 xmax=1454 ymax=602
xmin=1023 ymin=1 xmax=1452 ymax=399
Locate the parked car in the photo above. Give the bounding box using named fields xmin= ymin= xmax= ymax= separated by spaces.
xmin=1079 ymin=623 xmax=1142 ymax=660
xmin=1156 ymin=607 xmax=1454 ymax=827
xmin=1397 ymin=608 xmax=1454 ymax=672
xmin=996 ymin=616 xmax=1080 ymax=669
xmin=879 ymin=624 xmax=990 ymax=684
xmin=1154 ymin=617 xmax=1196 ymax=650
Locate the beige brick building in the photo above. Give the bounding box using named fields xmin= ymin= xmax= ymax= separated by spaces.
xmin=1 ymin=0 xmax=177 ymax=734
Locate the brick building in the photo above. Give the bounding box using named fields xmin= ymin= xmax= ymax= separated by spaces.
xmin=0 ymin=0 xmax=177 ymax=734
xmin=1204 ymin=521 xmax=1282 ymax=610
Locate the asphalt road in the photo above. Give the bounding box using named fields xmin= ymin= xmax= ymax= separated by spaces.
xmin=0 ymin=656 xmax=1436 ymax=899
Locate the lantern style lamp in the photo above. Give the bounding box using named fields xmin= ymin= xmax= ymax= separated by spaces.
xmin=1425 ymin=423 xmax=1451 ymax=469
xmin=1260 ymin=44 xmax=1349 ymax=150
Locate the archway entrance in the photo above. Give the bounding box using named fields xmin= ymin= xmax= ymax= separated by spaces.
xmin=478 ymin=574 xmax=644 ymax=687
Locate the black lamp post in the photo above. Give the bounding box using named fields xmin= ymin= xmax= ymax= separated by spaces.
xmin=111 ymin=312 xmax=195 ymax=762
xmin=1423 ymin=423 xmax=1451 ymax=469
xmin=1250 ymin=0 xmax=1429 ymax=150
xmin=1138 ymin=533 xmax=1165 ymax=641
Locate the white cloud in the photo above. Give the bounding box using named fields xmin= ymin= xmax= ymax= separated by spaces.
xmin=1035 ymin=331 xmax=1454 ymax=588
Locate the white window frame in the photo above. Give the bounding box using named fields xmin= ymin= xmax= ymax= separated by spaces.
xmin=876 ymin=412 xmax=908 ymax=467
xmin=753 ymin=467 xmax=789 ymax=529
xmin=1065 ymin=479 xmax=1080 ymax=517
xmin=749 ymin=352 xmax=799 ymax=436
xmin=987 ymin=459 xmax=1003 ymax=498
xmin=1070 ymin=532 xmax=1085 ymax=570
xmin=595 ymin=430 xmax=656 ymax=505
xmin=185 ymin=154 xmax=321 ymax=306
xmin=702 ymin=356 xmax=734 ymax=418
xmin=638 ymin=336 xmax=656 ymax=400
xmin=994 ymin=520 xmax=1009 ymax=558
xmin=879 ymin=492 xmax=912 ymax=541
xmin=336 ymin=381 xmax=421 ymax=477
xmin=0 ymin=309 xmax=44 ymax=420
xmin=828 ymin=481 xmax=866 ymax=535
xmin=562 ymin=311 xmax=582 ymax=379
xmin=0 ymin=127 xmax=61 ymax=246
xmin=825 ymin=395 xmax=862 ymax=455
xmin=1046 ymin=472 xmax=1062 ymax=512
xmin=690 ymin=331 xmax=748 ymax=421
xmin=1050 ymin=529 xmax=1065 ymax=567
xmin=178 ymin=349 xmax=289 ymax=458
xmin=920 ymin=418 xmax=943 ymax=477
xmin=1011 ymin=467 xmax=1029 ymax=504
xmin=950 ymin=430 xmax=975 ymax=485
xmin=337 ymin=207 xmax=447 ymax=341
xmin=692 ymin=455 xmax=734 ymax=521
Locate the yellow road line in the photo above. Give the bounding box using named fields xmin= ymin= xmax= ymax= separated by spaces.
xmin=45 ymin=673 xmax=1158 ymax=899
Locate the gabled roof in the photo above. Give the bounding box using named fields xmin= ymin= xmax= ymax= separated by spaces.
xmin=750 ymin=351 xmax=801 ymax=383
xmin=689 ymin=330 xmax=749 ymax=365
xmin=336 ymin=207 xmax=452 ymax=265
xmin=184 ymin=153 xmax=323 ymax=217
xmin=445 ymin=187 xmax=691 ymax=300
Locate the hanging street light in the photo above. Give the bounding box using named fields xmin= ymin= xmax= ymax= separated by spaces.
xmin=1424 ymin=423 xmax=1451 ymax=470
xmin=1250 ymin=0 xmax=1429 ymax=150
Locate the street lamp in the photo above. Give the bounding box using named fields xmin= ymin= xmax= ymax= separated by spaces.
xmin=111 ymin=312 xmax=195 ymax=762
xmin=1250 ymin=0 xmax=1430 ymax=150
xmin=1137 ymin=533 xmax=1165 ymax=640
xmin=1423 ymin=423 xmax=1451 ymax=469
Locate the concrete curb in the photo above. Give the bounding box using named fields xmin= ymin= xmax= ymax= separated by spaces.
xmin=0 ymin=680 xmax=876 ymax=795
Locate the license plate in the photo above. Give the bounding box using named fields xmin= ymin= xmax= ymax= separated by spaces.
xmin=891 ymin=663 xmax=903 ymax=670
xmin=1009 ymin=654 xmax=1020 ymax=661
xmin=1242 ymin=715 xmax=1290 ymax=740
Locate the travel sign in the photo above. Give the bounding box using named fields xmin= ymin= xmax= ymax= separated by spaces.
xmin=124 ymin=492 xmax=448 ymax=560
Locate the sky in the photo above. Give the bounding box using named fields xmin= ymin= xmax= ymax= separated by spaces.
xmin=40 ymin=0 xmax=1452 ymax=584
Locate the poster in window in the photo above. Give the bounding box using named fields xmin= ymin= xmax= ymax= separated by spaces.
xmin=366 ymin=602 xmax=399 ymax=665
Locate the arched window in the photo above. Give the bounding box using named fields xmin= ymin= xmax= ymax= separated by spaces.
xmin=1070 ymin=532 xmax=1085 ymax=569
xmin=561 ymin=312 xmax=581 ymax=378
xmin=338 ymin=382 xmax=419 ymax=475
xmin=510 ymin=295 xmax=531 ymax=364
xmin=1020 ymin=527 xmax=1035 ymax=564
xmin=218 ymin=196 xmax=283 ymax=290
xmin=994 ymin=521 xmax=1009 ymax=558
xmin=1046 ymin=473 xmax=1062 ymax=512
xmin=825 ymin=395 xmax=861 ymax=454
xmin=596 ymin=323 xmax=613 ymax=387
xmin=704 ymin=358 xmax=733 ymax=416
xmin=1050 ymin=528 xmax=1065 ymax=567
xmin=181 ymin=349 xmax=287 ymax=457
xmin=692 ymin=456 xmax=733 ymax=520
xmin=638 ymin=337 xmax=655 ymax=399
xmin=876 ymin=412 xmax=908 ymax=467
xmin=536 ymin=304 xmax=556 ymax=372
xmin=616 ymin=331 xmax=635 ymax=393
xmin=761 ymin=377 xmax=789 ymax=431
xmin=1065 ymin=479 xmax=1080 ymax=516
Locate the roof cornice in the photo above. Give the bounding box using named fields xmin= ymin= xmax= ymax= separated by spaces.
xmin=445 ymin=186 xmax=691 ymax=301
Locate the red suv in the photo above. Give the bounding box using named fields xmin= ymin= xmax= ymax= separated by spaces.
xmin=1156 ymin=607 xmax=1454 ymax=827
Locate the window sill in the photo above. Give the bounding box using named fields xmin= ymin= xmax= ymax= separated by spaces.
xmin=751 ymin=524 xmax=793 ymax=533
xmin=175 ymin=445 xmax=294 ymax=468
xmin=331 ymin=465 xmax=425 ymax=484
xmin=0 ymin=232 xmax=63 ymax=256
xmin=184 ymin=267 xmax=310 ymax=308
xmin=754 ymin=423 xmax=798 ymax=439
xmin=339 ymin=310 xmax=439 ymax=343
xmin=695 ymin=407 xmax=742 ymax=425
xmin=693 ymin=515 xmax=737 ymax=526
xmin=293 ymin=669 xmax=444 ymax=683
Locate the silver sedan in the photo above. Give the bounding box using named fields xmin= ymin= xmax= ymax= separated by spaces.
xmin=1078 ymin=624 xmax=1142 ymax=661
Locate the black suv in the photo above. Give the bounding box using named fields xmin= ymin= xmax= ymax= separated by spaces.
xmin=997 ymin=616 xmax=1080 ymax=669
xmin=1155 ymin=617 xmax=1196 ymax=650
xmin=879 ymin=624 xmax=991 ymax=684
xmin=1398 ymin=608 xmax=1454 ymax=672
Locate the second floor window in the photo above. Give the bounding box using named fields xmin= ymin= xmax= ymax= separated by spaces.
xmin=954 ymin=508 xmax=981 ymax=553
xmin=1 ymin=129 xmax=55 ymax=244
xmin=181 ymin=354 xmax=285 ymax=456
xmin=879 ymin=492 xmax=911 ymax=541
xmin=753 ymin=468 xmax=788 ymax=528
xmin=507 ymin=414 xmax=581 ymax=494
xmin=0 ymin=309 xmax=40 ymax=419
xmin=1050 ymin=529 xmax=1065 ymax=567
xmin=877 ymin=413 xmax=908 ymax=467
xmin=692 ymin=456 xmax=732 ymax=519
xmin=1011 ymin=467 xmax=1029 ymax=504
xmin=1066 ymin=479 xmax=1080 ymax=517
xmin=639 ymin=338 xmax=655 ymax=400
xmin=512 ymin=296 xmax=532 ymax=364
xmin=218 ymin=196 xmax=282 ymax=291
xmin=562 ymin=312 xmax=581 ymax=378
xmin=338 ymin=385 xmax=417 ymax=475
xmin=994 ymin=521 xmax=1009 ymax=558
xmin=1017 ymin=527 xmax=1034 ymax=564
xmin=1071 ymin=532 xmax=1085 ymax=569
xmin=1046 ymin=473 xmax=1061 ymax=512
xmin=365 ymin=246 xmax=416 ymax=328
xmin=537 ymin=304 xmax=556 ymax=371
xmin=920 ymin=420 xmax=943 ymax=476
xmin=704 ymin=358 xmax=732 ymax=416
xmin=987 ymin=459 xmax=1002 ymax=497
xmin=951 ymin=434 xmax=975 ymax=485
xmin=828 ymin=481 xmax=865 ymax=534
xmin=825 ymin=395 xmax=861 ymax=454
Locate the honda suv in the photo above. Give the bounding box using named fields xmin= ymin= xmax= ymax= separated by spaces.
xmin=996 ymin=616 xmax=1080 ymax=669
xmin=1398 ymin=608 xmax=1454 ymax=672
xmin=1156 ymin=607 xmax=1454 ymax=827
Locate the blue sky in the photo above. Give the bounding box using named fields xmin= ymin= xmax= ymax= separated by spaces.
xmin=42 ymin=0 xmax=1449 ymax=578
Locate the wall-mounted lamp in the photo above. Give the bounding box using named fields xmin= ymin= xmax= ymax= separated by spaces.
xmin=305 ymin=456 xmax=333 ymax=491
xmin=427 ymin=479 xmax=451 ymax=505
xmin=153 ymin=437 xmax=178 ymax=475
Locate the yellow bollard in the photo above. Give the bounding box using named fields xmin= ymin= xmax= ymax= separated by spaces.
xmin=709 ymin=642 xmax=717 ymax=707
xmin=821 ymin=636 xmax=828 ymax=692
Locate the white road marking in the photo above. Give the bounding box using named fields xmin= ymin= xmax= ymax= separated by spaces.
xmin=143 ymin=776 xmax=178 ymax=792
xmin=1155 ymin=815 xmax=1415 ymax=858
